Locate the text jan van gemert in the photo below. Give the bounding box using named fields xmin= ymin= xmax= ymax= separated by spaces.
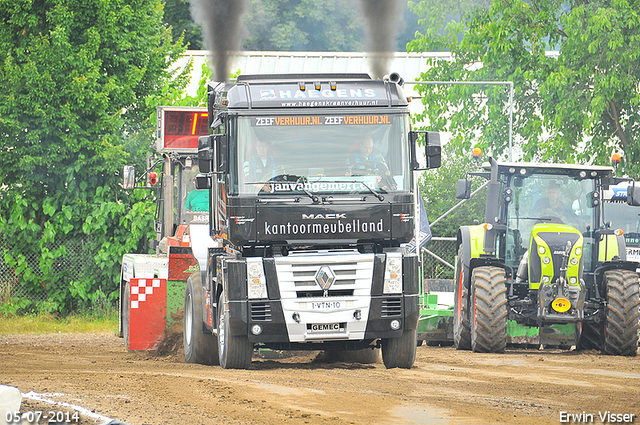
xmin=560 ymin=411 xmax=637 ymax=423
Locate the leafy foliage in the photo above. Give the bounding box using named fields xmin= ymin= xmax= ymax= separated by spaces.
xmin=418 ymin=139 xmax=487 ymax=237
xmin=163 ymin=0 xmax=204 ymax=50
xmin=408 ymin=0 xmax=640 ymax=177
xmin=0 ymin=0 xmax=186 ymax=313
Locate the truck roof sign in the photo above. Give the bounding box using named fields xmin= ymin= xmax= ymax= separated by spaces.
xmin=226 ymin=80 xmax=407 ymax=109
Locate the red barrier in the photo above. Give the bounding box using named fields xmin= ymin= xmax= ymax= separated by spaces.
xmin=127 ymin=278 xmax=167 ymax=351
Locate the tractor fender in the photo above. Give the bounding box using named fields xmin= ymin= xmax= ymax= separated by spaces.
xmin=457 ymin=225 xmax=487 ymax=289
xmin=594 ymin=259 xmax=640 ymax=284
xmin=598 ymin=233 xmax=626 ymax=262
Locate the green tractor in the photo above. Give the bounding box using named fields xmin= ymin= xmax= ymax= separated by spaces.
xmin=454 ymin=158 xmax=640 ymax=355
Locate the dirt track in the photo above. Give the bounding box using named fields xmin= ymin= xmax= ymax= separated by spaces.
xmin=1 ymin=330 xmax=639 ymax=425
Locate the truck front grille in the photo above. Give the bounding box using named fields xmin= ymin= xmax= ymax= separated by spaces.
xmin=296 ymin=289 xmax=354 ymax=298
xmin=274 ymin=250 xmax=374 ymax=299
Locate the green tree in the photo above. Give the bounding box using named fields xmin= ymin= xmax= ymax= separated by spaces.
xmin=163 ymin=0 xmax=203 ymax=50
xmin=408 ymin=0 xmax=640 ymax=177
xmin=0 ymin=0 xmax=186 ymax=313
xmin=242 ymin=0 xmax=363 ymax=51
xmin=162 ymin=0 xmax=422 ymax=52
xmin=419 ymin=137 xmax=486 ymax=239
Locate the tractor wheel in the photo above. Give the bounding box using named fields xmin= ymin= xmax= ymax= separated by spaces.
xmin=218 ymin=290 xmax=253 ymax=369
xmin=382 ymin=327 xmax=417 ymax=369
xmin=184 ymin=273 xmax=219 ymax=365
xmin=453 ymin=246 xmax=471 ymax=350
xmin=575 ymin=321 xmax=602 ymax=351
xmin=603 ymin=270 xmax=640 ymax=357
xmin=470 ymin=266 xmax=508 ymax=353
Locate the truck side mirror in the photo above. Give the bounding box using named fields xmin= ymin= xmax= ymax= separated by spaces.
xmin=409 ymin=131 xmax=442 ymax=170
xmin=198 ymin=136 xmax=214 ymax=173
xmin=456 ymin=179 xmax=472 ymax=199
xmin=123 ymin=165 xmax=135 ymax=190
xmin=425 ymin=132 xmax=441 ymax=169
xmin=628 ymin=182 xmax=640 ymax=207
xmin=215 ymin=134 xmax=228 ymax=174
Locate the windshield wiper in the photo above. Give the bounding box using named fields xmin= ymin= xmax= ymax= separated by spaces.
xmin=251 ymin=174 xmax=320 ymax=203
xmin=359 ymin=180 xmax=385 ymax=201
xmin=309 ymin=178 xmax=385 ymax=202
xmin=296 ymin=177 xmax=319 ymax=203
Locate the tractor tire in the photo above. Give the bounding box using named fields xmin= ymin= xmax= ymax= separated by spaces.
xmin=184 ymin=274 xmax=219 ymax=365
xmin=575 ymin=321 xmax=602 ymax=351
xmin=382 ymin=327 xmax=417 ymax=369
xmin=218 ymin=290 xmax=253 ymax=369
xmin=453 ymin=246 xmax=471 ymax=350
xmin=603 ymin=270 xmax=640 ymax=357
xmin=470 ymin=266 xmax=508 ymax=353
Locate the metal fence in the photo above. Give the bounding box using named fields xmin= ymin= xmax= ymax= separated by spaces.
xmin=0 ymin=234 xmax=98 ymax=306
xmin=421 ymin=236 xmax=457 ymax=280
xmin=1 ymin=233 xmax=458 ymax=308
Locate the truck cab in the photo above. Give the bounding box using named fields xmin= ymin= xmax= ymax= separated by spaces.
xmin=184 ymin=73 xmax=441 ymax=369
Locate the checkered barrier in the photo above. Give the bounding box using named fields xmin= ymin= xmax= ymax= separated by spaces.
xmin=129 ymin=278 xmax=163 ymax=309
xmin=127 ymin=278 xmax=167 ymax=351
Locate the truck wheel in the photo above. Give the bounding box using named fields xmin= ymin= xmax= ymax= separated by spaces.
xmin=470 ymin=266 xmax=508 ymax=353
xmin=382 ymin=327 xmax=417 ymax=369
xmin=184 ymin=274 xmax=219 ymax=365
xmin=453 ymin=246 xmax=471 ymax=350
xmin=218 ymin=290 xmax=253 ymax=369
xmin=603 ymin=269 xmax=640 ymax=356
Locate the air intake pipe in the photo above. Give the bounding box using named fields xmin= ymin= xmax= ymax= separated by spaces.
xmin=384 ymin=72 xmax=404 ymax=86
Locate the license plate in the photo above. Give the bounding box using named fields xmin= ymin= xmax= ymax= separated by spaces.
xmin=311 ymin=301 xmax=341 ymax=310
xmin=308 ymin=323 xmax=343 ymax=333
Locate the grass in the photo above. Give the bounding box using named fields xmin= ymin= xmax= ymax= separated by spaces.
xmin=0 ymin=311 xmax=119 ymax=335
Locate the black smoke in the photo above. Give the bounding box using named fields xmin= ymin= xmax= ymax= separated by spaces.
xmin=359 ymin=0 xmax=406 ymax=79
xmin=189 ymin=0 xmax=249 ymax=82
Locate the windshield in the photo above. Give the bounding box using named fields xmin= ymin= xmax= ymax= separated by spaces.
xmin=504 ymin=173 xmax=596 ymax=267
xmin=604 ymin=201 xmax=640 ymax=247
xmin=178 ymin=163 xmax=209 ymax=225
xmin=231 ymin=113 xmax=411 ymax=195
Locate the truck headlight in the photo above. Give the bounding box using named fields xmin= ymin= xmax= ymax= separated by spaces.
xmin=384 ymin=254 xmax=403 ymax=294
xmin=246 ymin=259 xmax=267 ymax=299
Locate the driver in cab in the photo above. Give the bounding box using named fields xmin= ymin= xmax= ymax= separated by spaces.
xmin=345 ymin=136 xmax=387 ymax=177
xmin=244 ymin=139 xmax=277 ymax=182
xmin=533 ymin=180 xmax=577 ymax=223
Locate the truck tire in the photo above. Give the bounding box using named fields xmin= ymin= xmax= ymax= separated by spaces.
xmin=382 ymin=327 xmax=417 ymax=369
xmin=603 ymin=269 xmax=640 ymax=357
xmin=218 ymin=290 xmax=253 ymax=369
xmin=470 ymin=266 xmax=508 ymax=353
xmin=184 ymin=274 xmax=219 ymax=365
xmin=453 ymin=246 xmax=471 ymax=350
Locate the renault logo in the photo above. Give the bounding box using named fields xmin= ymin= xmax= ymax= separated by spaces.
xmin=315 ymin=266 xmax=335 ymax=291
